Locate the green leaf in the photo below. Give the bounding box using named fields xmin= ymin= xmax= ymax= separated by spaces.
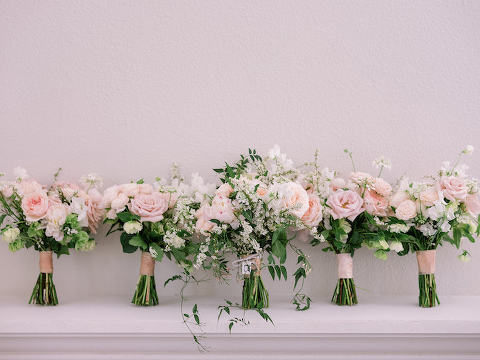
xmin=150 ymin=242 xmax=164 ymax=261
xmin=117 ymin=211 xmax=140 ymax=223
xmin=229 ymin=322 xmax=234 ymax=333
xmin=193 ymin=304 xmax=198 ymax=313
xmin=164 ymin=274 xmax=182 ymax=287
xmin=120 ymin=232 xmax=138 ymax=253
xmin=194 ymin=314 xmax=200 ymax=324
xmin=281 ymin=266 xmax=287 ymax=281
xmin=0 ymin=214 xmax=6 ymax=226
xmin=453 ymin=227 xmax=462 ymax=248
xmin=274 ymin=265 xmax=281 ymax=279
xmin=268 ymin=265 xmax=275 ymax=280
xmin=129 ymin=235 xmax=147 ymax=250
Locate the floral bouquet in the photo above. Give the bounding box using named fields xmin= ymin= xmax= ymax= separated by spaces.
xmin=103 ymin=167 xmax=213 ymax=306
xmin=380 ymin=146 xmax=479 ymax=307
xmin=306 ymin=151 xmax=394 ymax=305
xmin=195 ymin=147 xmax=312 ymax=310
xmin=0 ymin=168 xmax=103 ymax=305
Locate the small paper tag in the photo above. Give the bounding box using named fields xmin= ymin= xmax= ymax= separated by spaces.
xmin=241 ymin=260 xmax=252 ymax=275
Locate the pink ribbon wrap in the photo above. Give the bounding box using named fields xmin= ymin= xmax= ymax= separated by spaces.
xmin=140 ymin=252 xmax=155 ymax=276
xmin=416 ymin=250 xmax=436 ymax=275
xmin=337 ymin=253 xmax=353 ymax=279
xmin=39 ymin=251 xmax=53 ymax=274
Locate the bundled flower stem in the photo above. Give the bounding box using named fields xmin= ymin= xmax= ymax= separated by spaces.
xmin=331 ymin=253 xmax=357 ymax=306
xmin=241 ymin=256 xmax=269 ymax=309
xmin=132 ymin=251 xmax=159 ymax=306
xmin=29 ymin=251 xmax=58 ymax=305
xmin=417 ymin=250 xmax=439 ymax=307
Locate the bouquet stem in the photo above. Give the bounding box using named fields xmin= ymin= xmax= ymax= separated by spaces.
xmin=331 ymin=278 xmax=358 ymax=306
xmin=242 ymin=272 xmax=269 ymax=309
xmin=332 ymin=253 xmax=357 ymax=306
xmin=29 ymin=251 xmax=58 ymax=306
xmin=132 ymin=252 xmax=158 ymax=306
xmin=416 ymin=250 xmax=439 ymax=307
xmin=241 ymin=255 xmax=269 ymax=309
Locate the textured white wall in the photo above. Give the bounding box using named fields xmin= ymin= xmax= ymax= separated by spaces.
xmin=0 ymin=1 xmax=479 ymax=302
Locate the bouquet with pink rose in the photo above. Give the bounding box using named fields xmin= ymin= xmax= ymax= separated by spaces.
xmin=0 ymin=168 xmax=103 ymax=305
xmin=379 ymin=146 xmax=479 ymax=307
xmin=103 ymin=168 xmax=214 ymax=307
xmin=305 ymin=150 xmax=393 ymax=306
xmin=198 ymin=147 xmax=313 ymax=325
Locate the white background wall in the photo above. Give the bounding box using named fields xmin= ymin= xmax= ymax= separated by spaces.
xmin=0 ymin=1 xmax=479 ymax=304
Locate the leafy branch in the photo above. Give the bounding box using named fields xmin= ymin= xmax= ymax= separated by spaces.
xmin=164 ymin=271 xmax=209 ymax=352
xmin=217 ymin=299 xmax=273 ymax=333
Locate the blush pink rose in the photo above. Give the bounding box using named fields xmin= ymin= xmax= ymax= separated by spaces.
xmin=440 ymin=176 xmax=467 ymax=201
xmin=102 ymin=185 xmax=121 ymax=208
xmin=373 ymin=178 xmax=392 ymax=197
xmin=128 ymin=192 xmax=168 ymax=222
xmin=389 ymin=190 xmax=409 ymax=209
xmin=326 ymin=189 xmax=364 ymax=221
xmin=17 ymin=179 xmax=44 ymax=195
xmin=363 ymin=190 xmax=389 ymax=216
xmin=216 ymin=183 xmax=234 ymax=197
xmin=330 ymin=178 xmax=346 ymax=191
xmin=419 ymin=186 xmax=440 ymax=207
xmin=466 ymin=194 xmax=480 ymax=217
xmin=395 ymin=200 xmax=417 ymax=220
xmin=301 ymin=193 xmax=323 ymax=226
xmin=119 ymin=183 xmax=140 ymax=197
xmin=195 ymin=205 xmax=215 ymax=233
xmin=138 ymin=184 xmax=153 ymax=195
xmin=256 ymin=186 xmax=268 ymax=198
xmin=86 ymin=188 xmax=104 ymax=233
xmin=21 ymin=191 xmax=49 ymax=222
xmin=111 ymin=193 xmax=129 ymax=212
xmin=275 ymin=182 xmax=310 ymax=218
xmin=209 ymin=195 xmax=235 ymax=223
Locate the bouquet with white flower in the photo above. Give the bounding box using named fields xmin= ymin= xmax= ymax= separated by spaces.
xmin=380 ymin=146 xmax=479 ymax=307
xmin=195 ymin=147 xmax=311 ymax=311
xmin=0 ymin=168 xmax=103 ymax=305
xmin=306 ymin=150 xmax=394 ymax=305
xmin=103 ymin=167 xmax=214 ymax=306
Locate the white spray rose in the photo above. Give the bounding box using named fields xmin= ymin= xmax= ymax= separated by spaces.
xmin=389 ymin=241 xmax=404 ymax=253
xmin=3 ymin=227 xmax=20 ymax=243
xmin=165 ymin=233 xmax=185 ymax=249
xmin=123 ymin=221 xmax=143 ymax=234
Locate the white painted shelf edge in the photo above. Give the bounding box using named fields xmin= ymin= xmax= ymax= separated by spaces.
xmin=1 ymin=295 xmax=480 ymax=359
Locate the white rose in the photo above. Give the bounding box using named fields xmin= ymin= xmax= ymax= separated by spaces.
xmin=3 ymin=227 xmax=20 ymax=243
xmin=123 ymin=221 xmax=143 ymax=234
xmin=389 ymin=241 xmax=404 ymax=252
xmin=272 ymin=182 xmax=309 ymax=218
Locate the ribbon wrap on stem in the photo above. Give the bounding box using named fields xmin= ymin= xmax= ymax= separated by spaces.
xmin=39 ymin=251 xmax=53 ymax=274
xmin=140 ymin=251 xmax=155 ymax=276
xmin=337 ymin=253 xmax=353 ymax=279
xmin=416 ymin=250 xmax=436 ymax=275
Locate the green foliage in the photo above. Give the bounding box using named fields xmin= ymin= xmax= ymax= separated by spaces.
xmin=8 ymin=237 xmax=25 ymax=252
xmin=218 ymin=298 xmax=273 ymax=334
